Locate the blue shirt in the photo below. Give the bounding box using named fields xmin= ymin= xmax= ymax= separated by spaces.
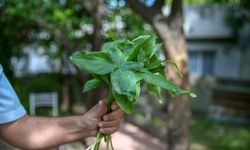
xmin=0 ymin=65 xmax=26 ymax=124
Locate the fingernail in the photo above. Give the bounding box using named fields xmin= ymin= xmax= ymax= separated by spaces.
xmin=98 ymin=122 xmax=103 ymax=127
xmin=99 ymin=100 xmax=103 ymax=105
xmin=98 ymin=101 xmax=104 ymax=110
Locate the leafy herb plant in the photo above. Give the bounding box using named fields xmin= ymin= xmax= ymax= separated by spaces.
xmin=70 ymin=35 xmax=196 ymax=150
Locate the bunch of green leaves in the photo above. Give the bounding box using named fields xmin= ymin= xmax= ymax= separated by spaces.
xmin=71 ymin=35 xmax=196 ymax=113
xmin=70 ymin=35 xmax=196 ymax=150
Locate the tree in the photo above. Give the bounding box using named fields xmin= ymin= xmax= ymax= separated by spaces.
xmin=86 ymin=0 xmax=107 ymax=109
xmin=0 ymin=0 xmax=94 ymax=112
xmin=125 ymin=0 xmax=190 ymax=149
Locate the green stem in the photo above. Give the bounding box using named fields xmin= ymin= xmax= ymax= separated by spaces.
xmin=87 ymin=85 xmax=114 ymax=150
xmin=105 ymin=135 xmax=110 ymax=150
xmin=107 ymin=84 xmax=114 ymax=107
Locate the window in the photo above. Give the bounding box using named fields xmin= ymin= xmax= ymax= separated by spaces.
xmin=188 ymin=51 xmax=215 ymax=75
xmin=188 ymin=52 xmax=201 ymax=74
xmin=202 ymin=52 xmax=215 ymax=75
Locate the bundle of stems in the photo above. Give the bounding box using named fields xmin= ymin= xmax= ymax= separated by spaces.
xmin=70 ymin=35 xmax=196 ymax=150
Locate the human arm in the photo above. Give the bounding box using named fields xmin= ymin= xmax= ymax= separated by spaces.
xmin=0 ymin=101 xmax=123 ymax=150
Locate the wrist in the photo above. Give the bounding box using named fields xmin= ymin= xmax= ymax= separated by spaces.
xmin=74 ymin=115 xmax=97 ymax=138
xmin=57 ymin=115 xmax=90 ymax=142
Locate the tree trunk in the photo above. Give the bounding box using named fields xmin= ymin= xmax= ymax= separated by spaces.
xmin=91 ymin=0 xmax=103 ymax=51
xmin=153 ymin=17 xmax=190 ymax=150
xmin=125 ymin=0 xmax=191 ymax=149
xmin=86 ymin=0 xmax=106 ymax=109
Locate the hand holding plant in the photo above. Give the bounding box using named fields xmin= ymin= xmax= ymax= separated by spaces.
xmin=70 ymin=35 xmax=196 ymax=150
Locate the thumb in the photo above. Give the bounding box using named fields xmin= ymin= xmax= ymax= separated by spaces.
xmin=87 ymin=100 xmax=108 ymax=119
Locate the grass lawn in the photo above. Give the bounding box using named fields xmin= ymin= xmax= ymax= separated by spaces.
xmin=190 ymin=116 xmax=250 ymax=150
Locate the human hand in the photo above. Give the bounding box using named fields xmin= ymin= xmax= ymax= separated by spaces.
xmin=82 ymin=100 xmax=123 ymax=137
xmin=98 ymin=101 xmax=124 ymax=134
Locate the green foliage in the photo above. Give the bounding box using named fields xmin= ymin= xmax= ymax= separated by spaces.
xmin=71 ymin=35 xmax=196 ymax=150
xmin=70 ymin=35 xmax=196 ymax=114
xmin=0 ymin=0 xmax=153 ymax=77
xmin=0 ymin=0 xmax=92 ymax=75
xmin=103 ymin=2 xmax=154 ymax=40
xmin=191 ymin=117 xmax=250 ymax=150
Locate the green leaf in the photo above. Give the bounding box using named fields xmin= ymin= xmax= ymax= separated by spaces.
xmin=149 ymin=43 xmax=162 ymax=58
xmin=111 ymin=69 xmax=137 ymax=98
xmin=105 ymin=30 xmax=119 ymax=40
xmin=70 ymin=51 xmax=116 ymax=75
xmin=137 ymin=49 xmax=146 ymax=62
xmin=120 ymin=61 xmax=144 ymax=70
xmin=128 ymin=35 xmax=159 ymax=61
xmin=100 ymin=75 xmax=109 ymax=84
xmin=101 ymin=41 xmax=117 ymax=52
xmin=80 ymin=51 xmax=112 ymax=62
xmin=113 ymin=92 xmax=135 ymax=114
xmin=132 ymin=35 xmax=151 ymax=44
xmin=145 ymin=55 xmax=164 ymax=70
xmin=108 ymin=46 xmax=125 ymax=64
xmin=188 ymin=92 xmax=197 ymax=98
xmin=101 ymin=39 xmax=133 ymax=58
xmin=128 ymin=35 xmax=152 ymax=61
xmin=134 ymin=72 xmax=143 ymax=82
xmin=167 ymin=91 xmax=176 ymax=98
xmin=83 ymin=79 xmax=105 ymax=93
xmin=119 ymin=39 xmax=134 ymax=57
xmin=113 ymin=82 xmax=140 ymax=113
xmin=91 ymin=74 xmax=109 ymax=84
xmin=143 ymin=35 xmax=157 ymax=58
xmin=145 ymin=55 xmax=165 ymax=76
xmin=148 ymin=64 xmax=165 ymax=77
xmin=139 ymin=71 xmax=192 ymax=96
xmin=146 ymin=83 xmax=163 ymax=104
xmin=133 ymin=82 xmax=141 ymax=105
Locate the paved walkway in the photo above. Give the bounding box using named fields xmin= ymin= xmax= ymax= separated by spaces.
xmin=111 ymin=123 xmax=167 ymax=150
xmin=84 ymin=123 xmax=167 ymax=150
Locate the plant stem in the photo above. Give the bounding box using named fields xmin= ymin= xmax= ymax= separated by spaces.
xmin=88 ymin=86 xmax=114 ymax=150
xmin=107 ymin=84 xmax=114 ymax=108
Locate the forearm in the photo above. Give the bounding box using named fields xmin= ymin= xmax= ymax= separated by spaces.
xmin=0 ymin=115 xmax=91 ymax=149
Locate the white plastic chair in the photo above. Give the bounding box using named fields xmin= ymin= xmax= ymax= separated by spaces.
xmin=29 ymin=92 xmax=65 ymax=150
xmin=29 ymin=92 xmax=58 ymax=116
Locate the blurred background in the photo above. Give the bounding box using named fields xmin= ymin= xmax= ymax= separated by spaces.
xmin=0 ymin=0 xmax=250 ymax=150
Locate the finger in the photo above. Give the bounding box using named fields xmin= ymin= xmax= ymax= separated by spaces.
xmin=100 ymin=127 xmax=119 ymax=134
xmin=103 ymin=108 xmax=123 ymax=121
xmin=98 ymin=119 xmax=120 ymax=128
xmin=87 ymin=100 xmax=108 ymax=119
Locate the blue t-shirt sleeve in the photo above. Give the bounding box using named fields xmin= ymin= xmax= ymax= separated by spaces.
xmin=0 ymin=65 xmax=26 ymax=124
